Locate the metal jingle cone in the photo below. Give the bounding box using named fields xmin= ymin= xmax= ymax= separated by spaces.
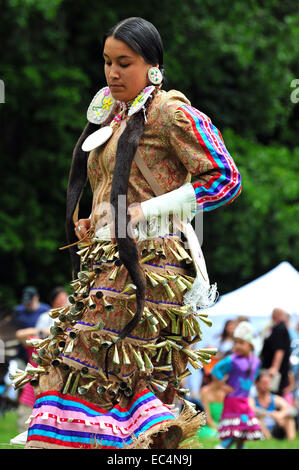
xmin=70 ymin=373 xmax=81 ymax=395
xmin=150 ymin=379 xmax=168 ymax=393
xmin=88 ymin=295 xmax=96 ymax=310
xmin=62 ymin=371 xmax=74 ymax=394
xmin=124 ymin=386 xmax=133 ymax=397
xmin=78 ymin=380 xmax=96 ymax=395
xmin=76 ymin=246 xmax=90 ymax=256
xmin=109 ymin=266 xmax=120 ymax=281
xmin=50 ymin=325 xmax=64 ymax=337
xmin=178 ymin=276 xmax=193 ymax=290
xmin=178 ymin=369 xmax=192 ymax=381
xmin=166 ymin=348 xmax=172 ymax=365
xmin=175 ymin=277 xmax=188 ymax=293
xmin=149 ymin=271 xmax=168 ymax=285
xmin=140 ymin=252 xmax=156 ymax=263
xmin=155 ymin=347 xmax=163 ymax=363
xmin=197 ymin=315 xmax=213 ymax=327
xmin=121 ymin=343 xmax=131 ymax=365
xmin=96 ymin=385 xmax=106 ymax=396
xmin=171 ymin=238 xmax=193 ymax=263
xmin=163 ymin=283 xmax=176 ymax=300
xmin=112 ymin=344 xmax=120 ymax=365
xmin=158 ymin=245 xmax=167 ymax=260
xmin=75 ymin=301 xmax=85 ymax=312
xmin=148 ymin=323 xmax=158 ymax=335
xmin=154 ymin=311 xmax=168 ymax=329
xmin=143 ymin=351 xmax=154 ymax=370
xmin=168 ymin=245 xmax=184 ymax=262
xmin=103 ymin=297 xmax=114 ymax=311
xmin=120 ymin=283 xmax=137 ymax=295
xmin=77 ymin=271 xmax=89 ymax=281
xmin=146 ymin=272 xmax=159 ymax=288
xmin=114 ymin=258 xmax=123 ymax=267
xmin=129 ymin=345 xmax=145 ymax=371
xmin=154 ymin=364 xmax=173 ymax=372
xmin=188 ymin=357 xmax=202 ymax=370
xmin=30 ymin=377 xmax=39 ymax=387
xmin=51 ymin=358 xmax=62 ymax=367
xmin=181 ymin=347 xmax=199 ymax=362
xmin=119 ymin=381 xmax=127 ymax=390
xmin=95 ymin=290 xmax=103 ymax=299
xmin=148 ymin=239 xmax=155 ymax=252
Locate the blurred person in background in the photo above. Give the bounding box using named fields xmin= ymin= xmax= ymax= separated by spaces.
xmin=13 ymin=286 xmax=50 ymax=366
xmin=197 ymin=375 xmax=226 ymax=439
xmin=250 ymin=370 xmax=296 ymax=440
xmin=260 ymin=308 xmax=291 ymax=396
xmin=15 ymin=287 xmax=68 ymax=433
xmin=13 ymin=286 xmax=50 ymax=330
xmin=214 ymin=319 xmax=237 ymax=359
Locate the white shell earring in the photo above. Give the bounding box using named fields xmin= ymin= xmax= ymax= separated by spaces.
xmin=148 ymin=67 xmax=163 ymax=85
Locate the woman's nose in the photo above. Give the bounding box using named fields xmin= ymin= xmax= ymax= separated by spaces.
xmin=109 ymin=64 xmax=120 ymax=80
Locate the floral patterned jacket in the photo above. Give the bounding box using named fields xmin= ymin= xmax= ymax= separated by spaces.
xmin=87 ymin=89 xmax=241 ymax=229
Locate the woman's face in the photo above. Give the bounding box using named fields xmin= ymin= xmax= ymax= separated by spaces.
xmin=103 ymin=36 xmax=152 ymax=102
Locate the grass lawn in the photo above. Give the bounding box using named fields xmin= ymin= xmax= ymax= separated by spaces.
xmin=0 ymin=411 xmax=298 ymax=449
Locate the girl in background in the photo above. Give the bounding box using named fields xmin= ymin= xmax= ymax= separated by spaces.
xmin=211 ymin=321 xmax=263 ymax=449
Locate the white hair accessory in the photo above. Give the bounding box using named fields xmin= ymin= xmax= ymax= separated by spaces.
xmin=233 ymin=321 xmax=254 ymax=346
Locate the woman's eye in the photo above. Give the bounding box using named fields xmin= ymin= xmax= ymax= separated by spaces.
xmin=120 ymin=63 xmax=130 ymax=68
xmin=105 ymin=62 xmax=112 ymax=67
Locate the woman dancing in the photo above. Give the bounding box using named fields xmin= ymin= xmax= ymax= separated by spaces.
xmin=12 ymin=17 xmax=241 ymax=449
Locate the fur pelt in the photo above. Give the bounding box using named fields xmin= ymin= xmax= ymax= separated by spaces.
xmin=66 ymin=121 xmax=98 ymax=278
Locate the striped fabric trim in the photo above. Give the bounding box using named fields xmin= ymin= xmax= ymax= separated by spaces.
xmin=179 ymin=105 xmax=241 ymax=212
xmin=27 ymin=389 xmax=175 ymax=449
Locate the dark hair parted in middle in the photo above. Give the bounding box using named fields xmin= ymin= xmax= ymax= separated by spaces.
xmin=103 ymin=17 xmax=165 ymax=81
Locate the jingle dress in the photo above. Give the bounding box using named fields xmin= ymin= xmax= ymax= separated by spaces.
xmin=21 ymin=88 xmax=241 ymax=449
xmin=212 ymin=353 xmax=263 ymax=441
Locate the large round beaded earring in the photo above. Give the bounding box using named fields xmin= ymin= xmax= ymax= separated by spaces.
xmin=148 ymin=66 xmax=163 ymax=85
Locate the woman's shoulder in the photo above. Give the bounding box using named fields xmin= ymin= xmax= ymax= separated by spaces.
xmin=151 ymin=89 xmax=191 ymax=124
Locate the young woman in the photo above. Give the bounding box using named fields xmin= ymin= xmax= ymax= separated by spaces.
xmin=13 ymin=17 xmax=241 ymax=449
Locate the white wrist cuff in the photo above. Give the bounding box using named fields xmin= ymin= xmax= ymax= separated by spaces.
xmin=94 ymin=224 xmax=111 ymax=241
xmin=141 ymin=183 xmax=197 ymax=221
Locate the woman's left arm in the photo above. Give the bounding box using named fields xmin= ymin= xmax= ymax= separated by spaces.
xmin=139 ymin=102 xmax=241 ymax=223
xmin=169 ymin=104 xmax=242 ymax=213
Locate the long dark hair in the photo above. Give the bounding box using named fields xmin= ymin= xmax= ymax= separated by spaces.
xmin=66 ymin=18 xmax=164 ymax=350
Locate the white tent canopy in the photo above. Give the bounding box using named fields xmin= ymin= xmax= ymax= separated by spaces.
xmin=203 ymin=261 xmax=299 ymax=318
xmin=198 ymin=261 xmax=299 ymax=347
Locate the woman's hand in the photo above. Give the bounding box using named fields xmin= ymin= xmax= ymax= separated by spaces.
xmin=128 ymin=203 xmax=146 ymax=225
xmin=74 ymin=218 xmax=91 ymax=240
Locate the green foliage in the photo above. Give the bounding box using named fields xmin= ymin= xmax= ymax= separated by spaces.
xmin=0 ymin=0 xmax=298 ymax=308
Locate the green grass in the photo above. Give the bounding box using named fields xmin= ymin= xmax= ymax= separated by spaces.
xmin=0 ymin=411 xmax=298 ymax=449
xmin=0 ymin=411 xmax=20 ymax=449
